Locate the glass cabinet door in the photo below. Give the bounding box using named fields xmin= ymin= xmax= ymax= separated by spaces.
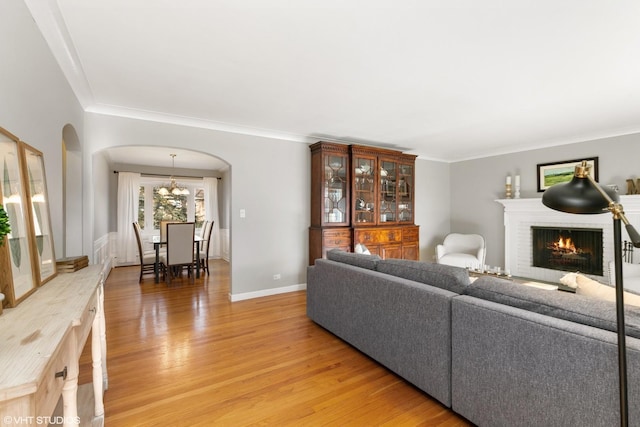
xmin=353 ymin=155 xmax=376 ymax=224
xmin=323 ymin=154 xmax=348 ymax=225
xmin=379 ymin=159 xmax=397 ymax=224
xmin=398 ymin=162 xmax=414 ymax=223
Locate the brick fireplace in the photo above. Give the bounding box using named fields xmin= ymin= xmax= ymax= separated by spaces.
xmin=497 ymin=196 xmax=640 ymax=284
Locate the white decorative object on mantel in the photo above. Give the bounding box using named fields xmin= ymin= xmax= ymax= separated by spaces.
xmin=496 ymin=196 xmax=640 ymax=284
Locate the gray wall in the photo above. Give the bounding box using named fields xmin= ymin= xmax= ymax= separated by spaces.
xmin=219 ymin=167 xmax=231 ymax=230
xmin=1 ymin=0 xmax=85 ymax=259
xmin=450 ymin=133 xmax=640 ymax=267
xmin=92 ymin=151 xmax=110 ymax=241
xmin=415 ymin=158 xmax=451 ymax=261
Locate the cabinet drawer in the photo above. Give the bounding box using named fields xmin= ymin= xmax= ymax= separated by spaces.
xmin=322 ymin=229 xmax=352 ymax=246
xmin=34 ymin=332 xmax=73 ymax=417
xmin=355 ymin=228 xmax=402 ymax=245
xmin=75 ymin=291 xmax=98 ymax=354
xmin=402 ymin=226 xmax=419 ymax=242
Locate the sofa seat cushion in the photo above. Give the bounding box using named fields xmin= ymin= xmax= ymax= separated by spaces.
xmin=467 ymin=276 xmax=640 ymax=339
xmin=326 ymin=249 xmax=381 ymax=270
xmin=377 ymin=258 xmax=470 ymax=294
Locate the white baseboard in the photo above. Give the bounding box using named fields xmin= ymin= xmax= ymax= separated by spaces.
xmin=229 ymin=283 xmax=307 ymax=302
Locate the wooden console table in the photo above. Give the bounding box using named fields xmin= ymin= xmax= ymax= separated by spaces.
xmin=0 ymin=265 xmax=107 ymax=427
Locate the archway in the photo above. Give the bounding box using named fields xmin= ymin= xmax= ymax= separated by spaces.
xmin=62 ymin=124 xmax=82 ymax=258
xmin=104 ymin=145 xmax=231 ymax=265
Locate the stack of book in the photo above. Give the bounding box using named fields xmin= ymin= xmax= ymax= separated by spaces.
xmin=56 ymin=255 xmax=89 ymax=273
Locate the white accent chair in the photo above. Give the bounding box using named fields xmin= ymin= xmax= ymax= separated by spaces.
xmin=436 ymin=233 xmax=486 ymax=270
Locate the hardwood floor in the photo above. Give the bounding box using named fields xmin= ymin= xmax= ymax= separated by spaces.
xmin=79 ymin=260 xmax=471 ymax=426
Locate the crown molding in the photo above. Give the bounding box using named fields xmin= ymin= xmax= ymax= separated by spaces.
xmin=24 ymin=0 xmax=94 ymax=108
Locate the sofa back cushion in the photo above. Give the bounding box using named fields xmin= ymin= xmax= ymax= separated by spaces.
xmin=326 ymin=249 xmax=381 ymax=270
xmin=468 ymin=276 xmax=640 ymax=339
xmin=376 ymin=259 xmax=470 ymax=294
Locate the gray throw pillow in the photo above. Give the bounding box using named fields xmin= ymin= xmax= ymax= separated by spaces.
xmin=326 ymin=249 xmax=381 ymax=270
xmin=376 ymin=259 xmax=470 ymax=294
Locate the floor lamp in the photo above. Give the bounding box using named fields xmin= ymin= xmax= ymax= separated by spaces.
xmin=542 ymin=160 xmax=640 ymax=427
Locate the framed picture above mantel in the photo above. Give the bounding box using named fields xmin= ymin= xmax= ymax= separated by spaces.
xmin=537 ymin=157 xmax=598 ymax=192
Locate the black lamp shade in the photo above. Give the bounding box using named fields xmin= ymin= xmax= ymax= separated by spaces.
xmin=542 ymin=175 xmax=619 ymax=214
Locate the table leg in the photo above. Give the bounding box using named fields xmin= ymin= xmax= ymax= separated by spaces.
xmin=91 ymin=303 xmax=104 ymax=416
xmin=154 ymin=243 xmax=160 ymax=283
xmin=196 ymin=241 xmax=201 ymax=279
xmin=62 ymin=334 xmax=80 ymax=427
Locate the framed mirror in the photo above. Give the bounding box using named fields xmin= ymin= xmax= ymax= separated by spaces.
xmin=0 ymin=129 xmax=37 ymax=305
xmin=21 ymin=142 xmax=57 ymax=285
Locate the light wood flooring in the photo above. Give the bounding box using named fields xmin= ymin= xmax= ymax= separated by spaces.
xmin=79 ymin=260 xmax=471 ymax=426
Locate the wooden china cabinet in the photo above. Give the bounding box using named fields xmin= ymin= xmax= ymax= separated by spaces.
xmin=309 ymin=141 xmax=419 ymax=264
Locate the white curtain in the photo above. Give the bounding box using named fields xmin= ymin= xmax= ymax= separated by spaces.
xmin=116 ymin=172 xmax=141 ymax=264
xmin=204 ymin=177 xmax=221 ymax=259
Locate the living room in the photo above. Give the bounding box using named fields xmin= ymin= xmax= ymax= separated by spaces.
xmin=2 ymin=1 xmax=640 ymax=424
xmin=5 ymin=1 xmax=639 ymax=300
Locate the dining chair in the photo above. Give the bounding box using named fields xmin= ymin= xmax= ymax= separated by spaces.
xmin=200 ymin=220 xmax=209 ymax=239
xmin=197 ymin=220 xmax=214 ymax=276
xmin=133 ymin=222 xmax=159 ymax=282
xmin=159 ymin=220 xmax=180 ymax=245
xmin=161 ymin=222 xmax=195 ymax=284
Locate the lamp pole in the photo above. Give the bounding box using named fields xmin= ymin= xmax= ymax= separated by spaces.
xmin=543 ymin=161 xmax=640 ymax=426
xmin=585 ymin=172 xmax=629 ymax=427
xmin=613 ymin=216 xmax=628 ymax=427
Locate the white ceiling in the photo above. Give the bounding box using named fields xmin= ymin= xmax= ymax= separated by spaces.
xmin=25 ymin=0 xmax=640 ymax=163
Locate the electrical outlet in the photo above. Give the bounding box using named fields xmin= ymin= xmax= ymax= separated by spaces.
xmin=273 ymin=274 xmax=281 ymax=280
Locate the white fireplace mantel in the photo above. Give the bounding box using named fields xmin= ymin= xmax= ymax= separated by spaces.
xmin=497 ymin=196 xmax=640 ymax=284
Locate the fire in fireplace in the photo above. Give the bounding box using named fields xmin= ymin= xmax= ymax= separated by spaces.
xmin=531 ymin=226 xmax=603 ymax=276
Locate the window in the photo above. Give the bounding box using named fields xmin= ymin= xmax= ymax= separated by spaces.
xmin=153 ymin=186 xmax=188 ymax=228
xmin=137 ymin=178 xmax=205 ymax=232
xmin=138 ymin=186 xmax=145 ymax=229
xmin=194 ymin=188 xmax=205 ymax=229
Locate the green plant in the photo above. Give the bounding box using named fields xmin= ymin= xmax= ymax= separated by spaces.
xmin=0 ymin=204 xmax=10 ymax=246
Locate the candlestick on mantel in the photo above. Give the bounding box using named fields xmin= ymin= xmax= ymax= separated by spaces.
xmin=505 ymin=175 xmax=512 ymax=198
xmin=515 ymin=175 xmax=521 ymax=199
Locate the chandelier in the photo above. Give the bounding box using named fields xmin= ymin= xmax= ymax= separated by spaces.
xmin=158 ymin=154 xmax=190 ymax=196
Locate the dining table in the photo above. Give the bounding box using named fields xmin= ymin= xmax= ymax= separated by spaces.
xmin=153 ymin=235 xmax=203 ymax=283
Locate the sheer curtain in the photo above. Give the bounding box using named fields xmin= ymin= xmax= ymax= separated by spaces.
xmin=204 ymin=177 xmax=221 ymax=259
xmin=116 ymin=172 xmax=141 ymax=264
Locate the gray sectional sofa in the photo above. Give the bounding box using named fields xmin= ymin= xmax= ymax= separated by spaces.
xmin=306 ymin=250 xmax=640 ymax=426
